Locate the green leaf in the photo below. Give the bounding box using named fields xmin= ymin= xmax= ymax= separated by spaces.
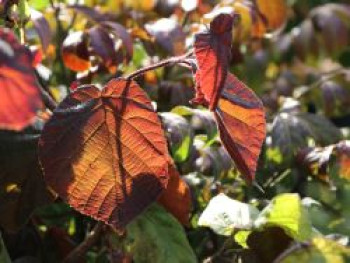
xmin=280 ymin=237 xmax=350 ymax=263
xmin=126 ymin=204 xmax=197 ymax=263
xmin=28 ymin=0 xmax=50 ymax=11
xmin=160 ymin=112 xmax=193 ymax=163
xmin=254 ymin=193 xmax=312 ymax=241
xmin=0 ymin=233 xmax=10 ymax=263
xmin=234 ymin=230 xmax=251 ymax=248
xmin=198 ymin=194 xmax=259 ymax=236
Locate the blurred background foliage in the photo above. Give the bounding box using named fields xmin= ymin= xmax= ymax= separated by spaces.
xmin=1 ymin=0 xmax=350 ymax=262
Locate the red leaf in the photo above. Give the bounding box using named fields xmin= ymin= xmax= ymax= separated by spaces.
xmin=158 ymin=162 xmax=191 ymax=225
xmin=39 ymin=79 xmax=170 ymax=230
xmin=193 ymin=13 xmax=233 ymax=110
xmin=214 ymin=73 xmax=266 ymax=182
xmin=62 ymin=31 xmax=91 ymax=72
xmin=0 ymin=28 xmax=43 ymax=131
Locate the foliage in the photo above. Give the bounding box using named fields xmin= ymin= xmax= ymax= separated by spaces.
xmin=0 ymin=0 xmax=350 ymax=262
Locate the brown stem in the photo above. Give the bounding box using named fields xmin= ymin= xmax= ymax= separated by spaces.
xmin=38 ymin=85 xmax=57 ymax=111
xmin=63 ymin=221 xmax=105 ymax=263
xmin=35 ymin=71 xmax=58 ymax=111
xmin=125 ymin=51 xmax=194 ymax=80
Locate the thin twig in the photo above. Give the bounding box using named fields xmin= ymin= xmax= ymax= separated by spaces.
xmin=125 ymin=51 xmax=194 ymax=80
xmin=35 ymin=71 xmax=58 ymax=111
xmin=63 ymin=221 xmax=105 ymax=263
xmin=273 ymin=242 xmax=310 ymax=263
xmin=295 ymin=68 xmax=348 ymax=99
xmin=38 ymin=84 xmax=57 ymax=111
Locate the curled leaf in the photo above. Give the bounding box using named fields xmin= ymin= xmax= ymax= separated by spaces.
xmin=39 ymin=79 xmax=169 ymax=230
xmin=30 ymin=8 xmax=52 ymax=52
xmin=61 ymin=31 xmax=90 ymax=72
xmin=194 ymin=13 xmax=233 ymax=110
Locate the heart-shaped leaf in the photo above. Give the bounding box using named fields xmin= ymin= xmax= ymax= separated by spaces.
xmin=39 ymin=79 xmax=170 ymax=230
xmin=214 ymin=73 xmax=266 ymax=182
xmin=0 ymin=28 xmax=43 ymax=131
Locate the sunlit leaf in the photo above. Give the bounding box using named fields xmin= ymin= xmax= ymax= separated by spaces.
xmin=198 ymin=193 xmax=259 ymax=236
xmin=194 ymin=13 xmax=233 ymax=110
xmin=39 ymin=79 xmax=170 ymax=230
xmin=0 ymin=28 xmax=43 ymax=131
xmin=255 ymin=0 xmax=287 ymax=32
xmin=335 ymin=140 xmax=350 ymax=180
xmin=126 ymin=204 xmax=196 ymax=263
xmin=214 ymin=73 xmax=266 ymax=182
xmin=61 ymin=31 xmax=90 ymax=72
xmin=254 ymin=193 xmax=312 ymax=241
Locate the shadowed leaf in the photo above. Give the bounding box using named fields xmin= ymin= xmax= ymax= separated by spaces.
xmin=214 ymin=73 xmax=266 ymax=182
xmin=30 ymin=8 xmax=52 ymax=52
xmin=88 ymin=26 xmax=120 ymax=73
xmin=145 ymin=18 xmax=186 ymax=56
xmin=102 ymin=21 xmax=133 ymax=61
xmin=39 ymin=79 xmax=169 ymax=230
xmin=271 ymin=112 xmax=342 ymax=166
xmin=0 ymin=28 xmax=43 ymax=131
xmin=158 ymin=163 xmax=191 ymax=225
xmin=0 ymin=128 xmax=52 ymax=232
xmin=126 ymin=204 xmax=196 ymax=263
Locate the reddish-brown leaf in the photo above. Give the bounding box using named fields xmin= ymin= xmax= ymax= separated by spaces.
xmin=214 ymin=73 xmax=266 ymax=182
xmin=39 ymin=79 xmax=170 ymax=230
xmin=193 ymin=13 xmax=233 ymax=110
xmin=0 ymin=28 xmax=43 ymax=131
xmin=158 ymin=162 xmax=191 ymax=225
xmin=62 ymin=31 xmax=91 ymax=72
